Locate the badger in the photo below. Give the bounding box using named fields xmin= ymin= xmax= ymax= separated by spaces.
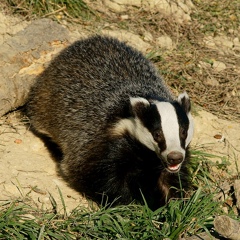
xmin=26 ymin=35 xmax=194 ymax=210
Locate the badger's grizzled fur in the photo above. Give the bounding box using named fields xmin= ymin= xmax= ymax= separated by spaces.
xmin=26 ymin=35 xmax=194 ymax=210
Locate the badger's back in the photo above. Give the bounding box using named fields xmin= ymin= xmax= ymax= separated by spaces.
xmin=27 ymin=36 xmax=173 ymax=137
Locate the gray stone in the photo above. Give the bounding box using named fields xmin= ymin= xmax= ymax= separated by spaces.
xmin=156 ymin=35 xmax=174 ymax=50
xmin=0 ymin=18 xmax=70 ymax=117
xmin=234 ymin=180 xmax=240 ymax=210
xmin=212 ymin=61 xmax=226 ymax=72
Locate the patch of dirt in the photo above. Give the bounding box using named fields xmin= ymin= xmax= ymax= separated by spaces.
xmin=0 ymin=0 xmax=239 ymax=215
xmin=0 ymin=113 xmax=89 ymax=213
xmin=192 ymin=110 xmax=240 ymax=175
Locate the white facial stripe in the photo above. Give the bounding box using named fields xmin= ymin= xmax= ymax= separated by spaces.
xmin=156 ymin=102 xmax=185 ymax=158
xmin=186 ymin=112 xmax=194 ymax=147
xmin=110 ymin=118 xmax=159 ymax=152
xmin=134 ymin=119 xmax=159 ymax=152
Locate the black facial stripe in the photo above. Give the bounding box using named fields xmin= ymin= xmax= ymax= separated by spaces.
xmin=153 ymin=112 xmax=166 ymax=152
xmin=172 ymin=102 xmax=189 ymax=149
xmin=140 ymin=104 xmax=159 ymax=130
xmin=138 ymin=103 xmax=167 ymax=152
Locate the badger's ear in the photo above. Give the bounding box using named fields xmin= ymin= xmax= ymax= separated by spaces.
xmin=129 ymin=97 xmax=150 ymax=117
xmin=177 ymin=92 xmax=191 ymax=114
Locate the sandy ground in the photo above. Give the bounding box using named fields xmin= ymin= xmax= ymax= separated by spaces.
xmin=0 ymin=10 xmax=239 ymax=214
xmin=0 ymin=113 xmax=89 ymax=213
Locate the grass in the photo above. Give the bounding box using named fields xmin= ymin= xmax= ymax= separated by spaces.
xmin=5 ymin=0 xmax=95 ymax=20
xmin=0 ymin=148 xmax=231 ymax=239
xmin=190 ymin=149 xmax=231 ymax=185
xmin=192 ymin=0 xmax=240 ymax=34
xmin=0 ymin=188 xmax=221 ymax=239
xmin=157 ymin=188 xmax=218 ymax=238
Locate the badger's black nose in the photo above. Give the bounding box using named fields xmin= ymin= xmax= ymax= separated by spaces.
xmin=167 ymin=151 xmax=183 ymax=165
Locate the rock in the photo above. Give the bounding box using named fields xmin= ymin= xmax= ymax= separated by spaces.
xmin=198 ymin=60 xmax=211 ymax=74
xmin=198 ymin=60 xmax=211 ymax=69
xmin=0 ymin=12 xmax=28 ymax=45
xmin=204 ymin=35 xmax=234 ymax=54
xmin=212 ymin=60 xmax=226 ymax=72
xmin=233 ymin=37 xmax=240 ymax=46
xmin=101 ymin=29 xmax=152 ymax=52
xmin=214 ymin=181 xmax=231 ymax=202
xmin=143 ymin=0 xmax=194 ymax=23
xmin=111 ymin=0 xmax=141 ymax=7
xmin=95 ymin=0 xmax=194 ymax=23
xmin=143 ymin=31 xmax=154 ymax=42
xmin=102 ymin=0 xmax=124 ymax=12
xmin=0 ymin=18 xmax=70 ymax=117
xmin=156 ymin=35 xmax=174 ymax=50
xmin=179 ymin=232 xmax=216 ymax=240
xmin=198 ymin=60 xmax=226 ymax=74
xmin=234 ymin=180 xmax=240 ymax=210
xmin=204 ymin=35 xmax=236 ymax=54
xmin=205 ymin=78 xmax=219 ymax=87
xmin=102 ymin=0 xmax=141 ymax=12
xmin=203 ymin=36 xmax=216 ymax=48
xmin=120 ymin=14 xmax=129 ymax=20
xmin=214 ymin=35 xmax=233 ymax=49
xmin=233 ymin=37 xmax=240 ymax=51
xmin=214 ymin=215 xmax=240 ymax=240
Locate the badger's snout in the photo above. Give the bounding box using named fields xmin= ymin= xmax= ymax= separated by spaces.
xmin=167 ymin=151 xmax=183 ymax=165
xmin=166 ymin=151 xmax=184 ymax=173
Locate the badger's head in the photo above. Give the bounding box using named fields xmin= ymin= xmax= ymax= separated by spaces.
xmin=112 ymin=92 xmax=194 ymax=173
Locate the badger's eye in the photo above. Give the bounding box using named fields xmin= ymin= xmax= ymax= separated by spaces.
xmin=180 ymin=128 xmax=187 ymax=139
xmin=153 ymin=131 xmax=163 ymax=142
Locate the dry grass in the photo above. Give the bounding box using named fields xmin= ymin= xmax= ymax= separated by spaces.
xmin=92 ymin=0 xmax=240 ymax=121
xmin=3 ymin=0 xmax=239 ymax=120
xmin=4 ymin=0 xmax=95 ymax=20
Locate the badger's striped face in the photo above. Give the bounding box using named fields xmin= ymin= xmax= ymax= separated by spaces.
xmin=111 ymin=92 xmax=194 ymax=173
